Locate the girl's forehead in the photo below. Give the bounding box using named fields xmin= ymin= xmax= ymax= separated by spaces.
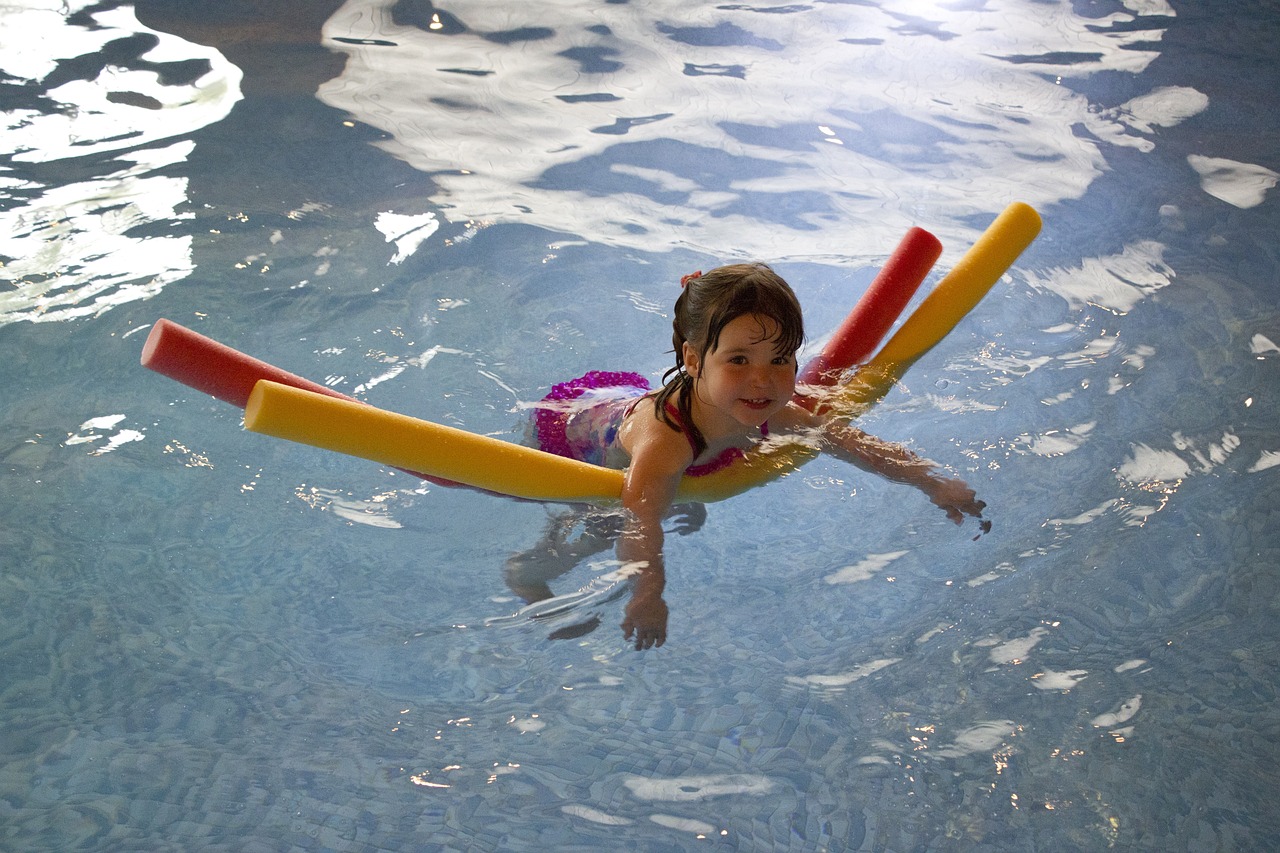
xmin=715 ymin=313 xmax=785 ymax=347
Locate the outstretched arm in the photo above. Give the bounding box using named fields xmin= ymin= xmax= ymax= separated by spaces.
xmin=771 ymin=400 xmax=988 ymax=525
xmin=821 ymin=420 xmax=986 ymax=524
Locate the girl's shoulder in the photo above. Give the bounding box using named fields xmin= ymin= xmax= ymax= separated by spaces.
xmin=619 ymin=394 xmax=683 ymax=444
xmin=618 ymin=395 xmax=694 ymax=472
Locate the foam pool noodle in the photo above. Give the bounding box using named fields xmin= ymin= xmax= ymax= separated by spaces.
xmin=682 ymin=201 xmax=1042 ymax=500
xmin=245 ymin=380 xmax=626 ymax=503
xmin=232 ymin=224 xmax=942 ymax=503
xmin=146 ymin=202 xmax=1040 ymax=504
xmin=811 ymin=201 xmax=1043 ymax=421
xmin=141 ymin=318 xmax=348 ymax=409
xmin=140 ymin=318 xmax=465 ymax=489
xmin=795 ymin=226 xmax=941 ymax=392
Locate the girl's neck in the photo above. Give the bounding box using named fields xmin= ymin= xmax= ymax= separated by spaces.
xmin=687 ymin=384 xmax=760 ymax=448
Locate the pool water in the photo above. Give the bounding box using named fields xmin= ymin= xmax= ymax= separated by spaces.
xmin=2 ymin=0 xmax=1279 ymax=850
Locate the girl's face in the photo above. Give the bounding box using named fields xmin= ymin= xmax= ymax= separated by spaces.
xmin=684 ymin=313 xmax=797 ymax=432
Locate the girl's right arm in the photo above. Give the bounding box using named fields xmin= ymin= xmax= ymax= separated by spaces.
xmin=616 ymin=404 xmax=692 ymax=649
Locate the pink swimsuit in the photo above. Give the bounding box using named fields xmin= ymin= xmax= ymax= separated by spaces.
xmin=534 ymin=370 xmax=767 ymax=476
xmin=661 ymin=403 xmax=768 ymax=476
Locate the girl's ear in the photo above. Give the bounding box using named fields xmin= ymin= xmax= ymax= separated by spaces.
xmin=681 ymin=342 xmax=700 ymax=378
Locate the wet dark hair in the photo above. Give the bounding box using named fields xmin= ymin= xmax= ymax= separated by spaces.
xmin=653 ymin=262 xmax=805 ymax=459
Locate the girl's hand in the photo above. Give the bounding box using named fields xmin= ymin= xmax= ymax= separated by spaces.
xmin=665 ymin=502 xmax=707 ymax=536
xmin=926 ymin=475 xmax=988 ymax=528
xmin=622 ymin=594 xmax=668 ymax=650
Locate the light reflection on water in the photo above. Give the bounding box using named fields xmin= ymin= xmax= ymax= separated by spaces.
xmin=317 ymin=0 xmax=1179 ymax=258
xmin=1 ymin=0 xmax=1279 ymax=850
xmin=0 ymin=0 xmax=240 ymax=325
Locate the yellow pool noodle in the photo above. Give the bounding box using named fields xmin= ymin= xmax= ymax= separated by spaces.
xmin=245 ymin=378 xmax=820 ymax=504
xmin=815 ymin=201 xmax=1043 ymax=418
xmin=242 ymin=202 xmax=1040 ymax=504
xmin=245 ymin=380 xmax=628 ymax=502
xmin=675 ymin=434 xmax=820 ymax=503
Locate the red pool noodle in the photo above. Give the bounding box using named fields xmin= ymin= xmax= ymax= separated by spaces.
xmin=145 ymin=225 xmax=938 ymax=408
xmin=796 ymin=226 xmax=942 ymax=391
xmin=141 ymin=318 xmax=352 ymax=408
xmin=141 ymin=318 xmax=466 ymax=489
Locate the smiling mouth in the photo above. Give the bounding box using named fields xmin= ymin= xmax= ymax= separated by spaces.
xmin=741 ymin=398 xmax=772 ymax=410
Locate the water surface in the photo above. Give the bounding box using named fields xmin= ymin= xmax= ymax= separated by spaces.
xmin=1 ymin=0 xmax=1278 ymax=850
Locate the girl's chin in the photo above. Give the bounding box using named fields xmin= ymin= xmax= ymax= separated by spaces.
xmin=734 ymin=400 xmax=778 ymax=424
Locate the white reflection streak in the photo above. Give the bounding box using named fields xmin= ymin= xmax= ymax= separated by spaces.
xmin=352 ymin=344 xmax=461 ymax=395
xmin=1017 ymin=421 xmax=1095 ymax=457
xmin=623 ymin=773 xmax=774 ymax=801
xmin=987 ymin=627 xmax=1047 ymax=665
xmin=786 ymin=658 xmax=901 ymax=691
xmin=1122 ymin=0 xmax=1174 ymax=14
xmin=1248 ymin=451 xmax=1280 ymax=473
xmin=65 ymin=413 xmax=146 ymax=455
xmin=1085 ymin=86 xmax=1208 ymax=152
xmin=1091 ymin=693 xmax=1141 ymax=728
xmin=1119 ymin=443 xmax=1192 ymax=485
xmin=0 ymin=2 xmax=243 ymax=326
xmin=650 ymin=814 xmax=717 ymax=836
xmin=931 ymin=720 xmax=1017 ymax=758
xmin=2 ymin=4 xmax=243 ymax=162
xmin=1046 ymin=499 xmax=1117 ymax=527
xmin=823 ymin=550 xmax=909 ymax=585
xmin=375 ymin=211 xmax=440 ymax=263
xmin=317 ymin=0 xmax=1171 ymax=258
xmin=1118 ymin=429 xmax=1242 ymax=487
xmin=294 ymin=485 xmax=405 ymax=528
xmin=1250 ymin=334 xmax=1280 ymax=355
xmin=560 ymin=804 xmax=633 ymax=826
xmin=1187 ymin=155 xmax=1280 ymax=209
xmin=0 ymin=144 xmax=195 ymax=323
xmin=1031 ymin=668 xmax=1088 ymax=691
xmin=1024 ymin=240 xmax=1174 ymax=313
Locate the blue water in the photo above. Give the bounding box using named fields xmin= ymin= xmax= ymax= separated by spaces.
xmin=2 ymin=0 xmax=1279 ymax=849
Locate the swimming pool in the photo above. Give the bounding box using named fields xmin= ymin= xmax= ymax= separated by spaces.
xmin=2 ymin=0 xmax=1278 ymax=849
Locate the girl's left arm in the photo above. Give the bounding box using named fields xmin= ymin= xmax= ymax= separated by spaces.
xmin=776 ymin=403 xmax=987 ymax=525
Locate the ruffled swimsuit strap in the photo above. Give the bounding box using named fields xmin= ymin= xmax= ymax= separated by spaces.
xmin=663 ymin=403 xmax=769 ymax=477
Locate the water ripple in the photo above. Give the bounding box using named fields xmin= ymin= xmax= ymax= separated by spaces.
xmin=317 ymin=0 xmax=1179 ymax=257
xmin=0 ymin=1 xmax=242 ymax=326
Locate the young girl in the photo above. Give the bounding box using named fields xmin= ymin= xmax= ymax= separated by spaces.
xmin=531 ymin=262 xmax=986 ymax=648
